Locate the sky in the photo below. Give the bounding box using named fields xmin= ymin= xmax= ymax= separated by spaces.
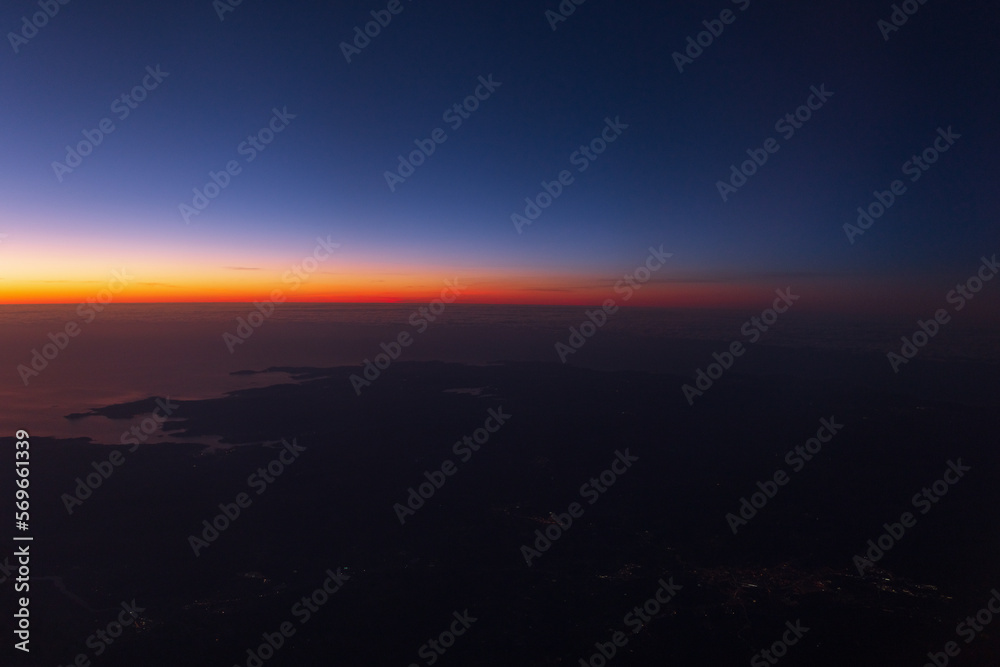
xmin=1 ymin=0 xmax=998 ymax=310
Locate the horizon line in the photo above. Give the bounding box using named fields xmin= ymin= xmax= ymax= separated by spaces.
xmin=0 ymin=300 xmax=738 ymax=308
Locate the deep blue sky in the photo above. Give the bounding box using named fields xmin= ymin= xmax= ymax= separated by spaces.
xmin=2 ymin=0 xmax=998 ymax=307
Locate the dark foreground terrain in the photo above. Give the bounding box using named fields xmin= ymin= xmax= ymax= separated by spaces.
xmin=5 ymin=352 xmax=1000 ymax=666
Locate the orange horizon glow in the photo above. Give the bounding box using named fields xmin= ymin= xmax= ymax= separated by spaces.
xmin=0 ymin=278 xmax=966 ymax=317
xmin=1 ymin=237 xmax=983 ymax=315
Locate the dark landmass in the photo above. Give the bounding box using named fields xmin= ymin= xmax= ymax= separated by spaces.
xmin=65 ymin=397 xmax=178 ymax=421
xmin=5 ymin=354 xmax=1000 ymax=666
